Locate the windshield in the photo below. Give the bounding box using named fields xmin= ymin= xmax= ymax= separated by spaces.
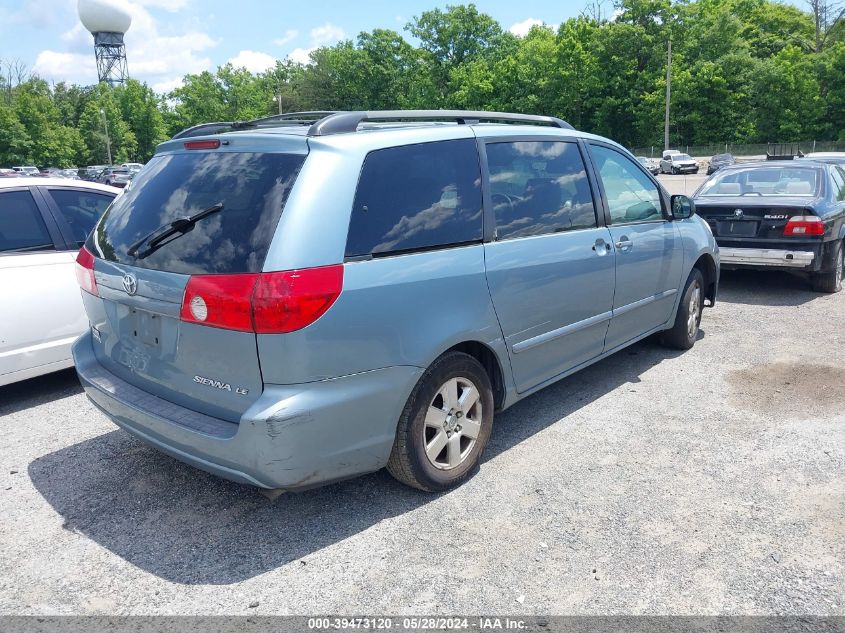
xmin=88 ymin=151 xmax=305 ymax=274
xmin=698 ymin=166 xmax=820 ymax=197
xmin=674 ymin=154 xmax=693 ymax=161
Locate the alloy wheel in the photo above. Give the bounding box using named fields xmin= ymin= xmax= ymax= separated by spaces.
xmin=423 ymin=377 xmax=483 ymax=470
xmin=687 ymin=283 xmax=701 ymax=340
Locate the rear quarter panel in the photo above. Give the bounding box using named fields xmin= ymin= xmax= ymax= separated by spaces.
xmin=256 ymin=245 xmax=508 ymax=385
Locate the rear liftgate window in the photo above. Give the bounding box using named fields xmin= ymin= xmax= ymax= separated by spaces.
xmin=88 ymin=151 xmax=305 ymax=274
xmin=345 ymin=138 xmax=483 ymax=258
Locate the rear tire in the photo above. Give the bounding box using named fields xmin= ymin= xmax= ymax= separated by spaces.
xmin=661 ymin=268 xmax=704 ymax=350
xmin=811 ymin=240 xmax=844 ymax=293
xmin=387 ymin=351 xmax=494 ymax=492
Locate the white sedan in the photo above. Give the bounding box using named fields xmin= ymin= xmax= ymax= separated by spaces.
xmin=0 ymin=178 xmax=119 ymax=386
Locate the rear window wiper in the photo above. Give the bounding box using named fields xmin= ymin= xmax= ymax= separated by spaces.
xmin=128 ymin=203 xmax=224 ymax=259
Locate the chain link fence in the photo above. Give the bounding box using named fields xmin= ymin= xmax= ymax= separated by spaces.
xmin=630 ymin=140 xmax=845 ymax=159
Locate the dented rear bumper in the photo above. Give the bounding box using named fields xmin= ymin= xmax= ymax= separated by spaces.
xmin=73 ymin=331 xmax=422 ymax=490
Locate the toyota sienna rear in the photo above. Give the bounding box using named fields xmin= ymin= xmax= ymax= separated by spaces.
xmin=73 ymin=110 xmax=718 ymax=492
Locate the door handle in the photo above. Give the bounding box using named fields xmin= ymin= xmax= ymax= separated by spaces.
xmin=615 ymin=238 xmax=633 ymax=250
xmin=592 ymin=239 xmax=611 ymax=254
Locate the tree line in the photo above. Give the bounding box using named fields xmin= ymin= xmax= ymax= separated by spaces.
xmin=1 ymin=0 xmax=844 ymax=168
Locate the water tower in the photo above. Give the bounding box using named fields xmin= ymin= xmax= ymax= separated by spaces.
xmin=78 ymin=0 xmax=132 ymax=86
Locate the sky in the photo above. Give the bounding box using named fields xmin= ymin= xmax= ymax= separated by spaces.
xmin=0 ymin=0 xmax=599 ymax=94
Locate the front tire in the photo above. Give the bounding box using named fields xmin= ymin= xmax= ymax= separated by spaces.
xmin=662 ymin=268 xmax=704 ymax=350
xmin=387 ymin=351 xmax=494 ymax=492
xmin=812 ymin=240 xmax=844 ymax=293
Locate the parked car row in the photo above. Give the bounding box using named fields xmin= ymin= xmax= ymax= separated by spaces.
xmin=1 ymin=163 xmax=145 ymax=185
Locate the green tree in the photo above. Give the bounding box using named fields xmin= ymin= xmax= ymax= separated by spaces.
xmin=0 ymin=103 xmax=32 ymax=165
xmin=751 ymin=45 xmax=824 ymax=141
xmin=407 ymin=4 xmax=502 ymax=102
xmin=13 ymin=79 xmax=84 ymax=166
xmin=115 ymin=79 xmax=167 ymax=160
xmin=78 ymin=83 xmax=137 ymax=164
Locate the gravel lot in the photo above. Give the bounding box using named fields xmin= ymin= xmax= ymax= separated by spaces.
xmin=1 ymin=268 xmax=843 ymax=616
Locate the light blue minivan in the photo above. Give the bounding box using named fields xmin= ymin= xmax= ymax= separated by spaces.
xmin=73 ymin=110 xmax=719 ymax=492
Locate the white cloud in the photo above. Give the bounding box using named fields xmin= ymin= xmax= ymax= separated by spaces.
xmin=1 ymin=0 xmax=57 ymax=29
xmin=273 ymin=29 xmax=298 ymax=46
xmin=33 ymin=50 xmax=96 ymax=81
xmin=509 ymin=18 xmax=545 ymax=37
xmin=151 ymin=77 xmax=184 ymax=94
xmin=32 ymin=2 xmax=219 ymax=93
xmin=310 ymin=23 xmax=345 ymax=46
xmin=284 ymin=22 xmax=346 ymax=65
xmin=288 ymin=48 xmax=314 ymax=65
xmin=227 ymin=50 xmax=277 ymax=73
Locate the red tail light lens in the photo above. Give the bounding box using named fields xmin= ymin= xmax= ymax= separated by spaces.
xmin=253 ymin=265 xmax=344 ymax=334
xmin=179 ymin=265 xmax=343 ymax=334
xmin=75 ymin=246 xmax=99 ymax=296
xmin=180 ymin=274 xmax=258 ymax=332
xmin=784 ymin=216 xmax=824 ymax=236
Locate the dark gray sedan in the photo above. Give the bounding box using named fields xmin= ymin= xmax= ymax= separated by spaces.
xmin=693 ymin=161 xmax=845 ymax=292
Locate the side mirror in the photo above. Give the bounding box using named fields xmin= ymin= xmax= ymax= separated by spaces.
xmin=671 ymin=194 xmax=695 ymax=220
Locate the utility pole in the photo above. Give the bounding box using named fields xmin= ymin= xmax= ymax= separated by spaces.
xmin=100 ymin=108 xmax=112 ymax=165
xmin=664 ymin=39 xmax=672 ymax=151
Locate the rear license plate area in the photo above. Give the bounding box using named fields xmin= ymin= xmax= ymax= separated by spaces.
xmin=129 ymin=308 xmax=162 ymax=347
xmin=717 ymin=221 xmax=758 ymax=237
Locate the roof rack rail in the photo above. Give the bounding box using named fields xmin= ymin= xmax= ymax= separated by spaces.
xmin=171 ymin=112 xmax=341 ymax=140
xmin=172 ymin=110 xmax=574 ymax=140
xmin=307 ymin=110 xmax=574 ymax=136
xmin=172 ymin=122 xmax=235 ymax=140
xmin=247 ymin=111 xmax=340 ymax=127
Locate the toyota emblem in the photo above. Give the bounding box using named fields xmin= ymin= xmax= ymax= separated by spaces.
xmin=122 ymin=273 xmax=138 ymax=296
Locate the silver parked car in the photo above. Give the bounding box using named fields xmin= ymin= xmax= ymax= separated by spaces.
xmin=660 ymin=152 xmax=699 ymax=175
xmin=73 ymin=110 xmax=719 ymax=492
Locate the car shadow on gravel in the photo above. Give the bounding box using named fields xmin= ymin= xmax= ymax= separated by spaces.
xmin=27 ymin=337 xmax=691 ymax=585
xmin=718 ymin=269 xmax=821 ymax=306
xmin=0 ymin=369 xmax=83 ymax=417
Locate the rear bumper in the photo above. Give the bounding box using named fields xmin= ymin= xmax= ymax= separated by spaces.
xmin=719 ymin=247 xmax=815 ymax=269
xmin=73 ymin=331 xmax=423 ymax=490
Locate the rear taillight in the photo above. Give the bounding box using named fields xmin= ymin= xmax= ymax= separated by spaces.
xmin=179 ymin=265 xmax=343 ymax=334
xmin=180 ymin=274 xmax=258 ymax=332
xmin=784 ymin=216 xmax=824 ymax=236
xmin=253 ymin=265 xmax=344 ymax=334
xmin=75 ymin=246 xmax=99 ymax=296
